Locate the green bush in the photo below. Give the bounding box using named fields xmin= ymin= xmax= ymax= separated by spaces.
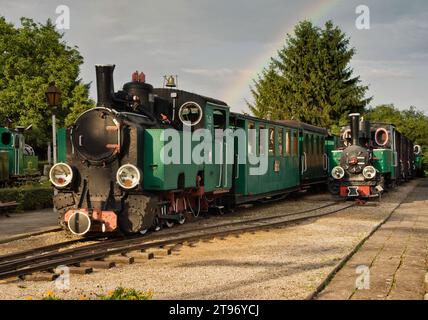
xmin=100 ymin=287 xmax=153 ymax=300
xmin=38 ymin=160 xmax=50 ymax=174
xmin=0 ymin=185 xmax=53 ymax=211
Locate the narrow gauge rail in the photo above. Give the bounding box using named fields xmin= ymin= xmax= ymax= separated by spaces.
xmin=0 ymin=236 xmax=116 ymax=266
xmin=0 ymin=201 xmax=354 ymax=280
xmin=0 ymin=200 xmax=337 ymax=266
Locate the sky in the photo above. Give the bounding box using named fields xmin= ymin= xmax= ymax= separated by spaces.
xmin=1 ymin=0 xmax=428 ymax=114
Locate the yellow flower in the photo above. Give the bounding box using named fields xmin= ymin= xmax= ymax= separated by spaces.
xmin=45 ymin=290 xmax=54 ymax=297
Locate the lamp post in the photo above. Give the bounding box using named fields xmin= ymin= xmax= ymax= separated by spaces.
xmin=45 ymin=82 xmax=62 ymax=165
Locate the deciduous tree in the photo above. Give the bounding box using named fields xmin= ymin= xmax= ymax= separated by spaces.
xmin=0 ymin=17 xmax=94 ymax=149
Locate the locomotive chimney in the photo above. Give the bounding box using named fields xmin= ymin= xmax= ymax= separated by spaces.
xmin=95 ymin=64 xmax=115 ymax=107
xmin=349 ymin=113 xmax=360 ymax=146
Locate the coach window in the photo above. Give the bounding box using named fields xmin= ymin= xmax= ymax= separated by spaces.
xmin=315 ymin=136 xmax=318 ymax=154
xmin=314 ymin=136 xmax=319 ymax=155
xmin=311 ymin=135 xmax=315 ymax=154
xmin=259 ymin=125 xmax=266 ymax=156
xmin=1 ymin=132 xmax=11 ymax=146
xmin=293 ymin=131 xmax=298 ymax=156
xmin=285 ymin=131 xmax=290 ymax=155
xmin=320 ymin=136 xmax=323 ymax=154
xmin=278 ymin=128 xmax=283 ymax=156
xmin=305 ymin=134 xmax=309 ymax=154
xmin=313 ymin=136 xmax=316 ymax=154
xmin=269 ymin=127 xmax=275 ymax=155
xmin=248 ymin=122 xmax=256 ymax=155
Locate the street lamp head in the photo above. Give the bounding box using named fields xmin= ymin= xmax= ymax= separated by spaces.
xmin=45 ymin=82 xmax=62 ymax=107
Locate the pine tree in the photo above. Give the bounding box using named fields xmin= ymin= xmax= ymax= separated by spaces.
xmin=248 ymin=20 xmax=371 ymax=129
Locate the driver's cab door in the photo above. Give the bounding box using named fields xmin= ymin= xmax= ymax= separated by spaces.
xmin=204 ymin=103 xmax=230 ymax=192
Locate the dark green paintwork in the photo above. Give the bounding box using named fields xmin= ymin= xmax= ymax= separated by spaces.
xmin=415 ymin=154 xmax=423 ymax=172
xmin=203 ymin=103 xmax=232 ymax=192
xmin=325 ymin=135 xmax=340 ymax=173
xmin=57 ymin=128 xmax=67 ymax=163
xmin=300 ymin=131 xmax=328 ymax=183
xmin=329 ymin=150 xmax=342 ymax=169
xmin=0 ymin=128 xmax=12 ymax=180
xmin=143 ymin=129 xmax=204 ymax=191
xmin=233 ymin=117 xmax=301 ymax=196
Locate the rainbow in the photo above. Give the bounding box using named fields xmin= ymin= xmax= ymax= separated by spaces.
xmin=224 ymin=0 xmax=342 ymax=112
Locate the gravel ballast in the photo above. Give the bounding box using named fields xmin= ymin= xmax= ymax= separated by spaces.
xmin=0 ymin=181 xmax=418 ymax=300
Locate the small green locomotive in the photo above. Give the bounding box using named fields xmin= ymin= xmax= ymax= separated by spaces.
xmin=0 ymin=126 xmax=39 ymax=187
xmin=51 ymin=65 xmax=336 ymax=236
xmin=328 ymin=113 xmax=421 ymax=198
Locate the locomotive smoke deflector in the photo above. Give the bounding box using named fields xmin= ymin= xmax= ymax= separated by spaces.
xmin=349 ymin=113 xmax=360 ymax=146
xmin=96 ymin=64 xmax=115 ymax=107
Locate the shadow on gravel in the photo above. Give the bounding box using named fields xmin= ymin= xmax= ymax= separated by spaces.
xmin=171 ymin=258 xmax=340 ymax=299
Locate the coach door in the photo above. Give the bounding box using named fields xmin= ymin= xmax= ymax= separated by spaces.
xmin=204 ymin=103 xmax=230 ymax=192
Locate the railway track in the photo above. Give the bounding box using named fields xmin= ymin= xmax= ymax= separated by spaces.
xmin=0 ymin=201 xmax=339 ymax=266
xmin=0 ymin=201 xmax=354 ymax=281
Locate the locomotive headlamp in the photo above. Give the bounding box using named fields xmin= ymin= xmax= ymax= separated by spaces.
xmin=331 ymin=166 xmax=345 ymax=180
xmin=363 ymin=166 xmax=376 ymax=180
xmin=49 ymin=163 xmax=74 ymax=188
xmin=116 ymin=164 xmax=141 ymax=189
xmin=414 ymin=145 xmax=422 ymax=155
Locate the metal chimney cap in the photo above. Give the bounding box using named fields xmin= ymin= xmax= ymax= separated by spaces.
xmin=349 ymin=113 xmax=361 ymax=117
xmin=95 ymin=64 xmax=116 ymax=67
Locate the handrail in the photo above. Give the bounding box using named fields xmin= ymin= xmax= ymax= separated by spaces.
xmin=235 ymin=154 xmax=239 ymax=179
xmin=224 ymin=143 xmax=228 ymax=187
xmin=303 ymin=152 xmax=308 ymax=172
xmin=216 ymin=140 xmax=223 ymax=188
xmin=393 ymin=151 xmax=398 ymax=167
xmin=323 ymin=153 xmax=328 ymax=171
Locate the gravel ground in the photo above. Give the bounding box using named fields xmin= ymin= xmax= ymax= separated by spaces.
xmin=0 ymin=181 xmax=418 ymax=299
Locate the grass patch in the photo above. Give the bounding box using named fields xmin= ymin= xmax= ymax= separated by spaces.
xmin=100 ymin=287 xmax=153 ymax=300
